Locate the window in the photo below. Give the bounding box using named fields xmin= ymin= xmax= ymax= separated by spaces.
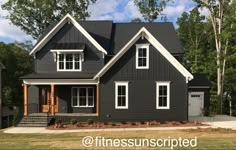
xmin=57 ymin=53 xmax=82 ymax=71
xmin=72 ymin=87 xmax=94 ymax=107
xmin=156 ymin=82 xmax=170 ymax=109
xmin=136 ymin=44 xmax=149 ymax=69
xmin=115 ymin=82 xmax=128 ymax=109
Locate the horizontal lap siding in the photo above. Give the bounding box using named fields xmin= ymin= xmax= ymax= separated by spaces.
xmin=100 ymin=39 xmax=187 ymax=122
xmin=35 ymin=23 xmax=104 ymax=75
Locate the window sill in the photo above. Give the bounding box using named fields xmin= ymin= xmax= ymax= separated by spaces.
xmin=72 ymin=106 xmax=94 ymax=108
xmin=156 ymin=107 xmax=170 ymax=110
xmin=115 ymin=107 xmax=128 ymax=109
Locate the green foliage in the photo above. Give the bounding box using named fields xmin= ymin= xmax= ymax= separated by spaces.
xmin=1 ymin=0 xmax=97 ymax=39
xmin=86 ymin=119 xmax=94 ymax=125
xmin=0 ymin=42 xmax=33 ymax=107
xmin=121 ymin=121 xmax=127 ymax=124
xmin=55 ymin=120 xmax=62 ymax=124
xmin=12 ymin=111 xmax=20 ymax=126
xmin=140 ymin=121 xmax=145 ymax=124
xmin=70 ymin=119 xmax=77 ymax=125
xmin=131 ymin=18 xmax=142 ymax=23
xmin=177 ymin=1 xmax=236 ymax=114
xmin=134 ymin=0 xmax=172 ymax=22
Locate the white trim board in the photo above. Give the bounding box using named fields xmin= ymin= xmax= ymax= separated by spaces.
xmin=94 ymin=27 xmax=193 ymax=83
xmin=115 ymin=81 xmax=129 ymax=109
xmin=23 ymin=79 xmax=98 ymax=85
xmin=29 ymin=14 xmax=107 ymax=56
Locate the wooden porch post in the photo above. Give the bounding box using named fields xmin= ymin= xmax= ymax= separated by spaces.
xmin=96 ymin=83 xmax=99 ymax=116
xmin=24 ymin=84 xmax=28 ymax=116
xmin=51 ymin=84 xmax=55 ymax=116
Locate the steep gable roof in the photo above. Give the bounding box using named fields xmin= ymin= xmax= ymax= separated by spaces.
xmin=94 ymin=27 xmax=193 ymax=83
xmin=29 ymin=14 xmax=107 ymax=55
xmin=109 ymin=22 xmax=183 ymax=55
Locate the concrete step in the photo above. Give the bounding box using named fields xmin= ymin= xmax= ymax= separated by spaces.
xmin=17 ymin=116 xmax=48 ymax=127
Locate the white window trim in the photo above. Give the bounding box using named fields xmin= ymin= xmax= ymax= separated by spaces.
xmin=156 ymin=81 xmax=170 ymax=109
xmin=71 ymin=87 xmax=94 ymax=107
xmin=57 ymin=53 xmax=82 ymax=72
xmin=136 ymin=44 xmax=150 ymax=69
xmin=115 ymin=82 xmax=129 ymax=109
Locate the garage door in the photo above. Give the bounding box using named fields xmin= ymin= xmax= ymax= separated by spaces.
xmin=188 ymin=92 xmax=204 ymax=116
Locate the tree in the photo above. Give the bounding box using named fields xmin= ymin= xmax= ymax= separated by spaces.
xmin=177 ymin=8 xmax=209 ymax=73
xmin=1 ymin=0 xmax=96 ymax=39
xmin=194 ymin=0 xmax=233 ymax=113
xmin=131 ymin=18 xmax=142 ymax=23
xmin=0 ymin=42 xmax=33 ymax=107
xmin=134 ymin=0 xmax=172 ymax=22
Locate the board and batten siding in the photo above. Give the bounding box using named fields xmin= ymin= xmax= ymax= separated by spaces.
xmin=99 ymin=39 xmax=188 ymax=122
xmin=35 ymin=23 xmax=104 ymax=75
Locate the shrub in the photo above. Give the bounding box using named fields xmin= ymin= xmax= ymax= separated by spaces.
xmin=121 ymin=121 xmax=127 ymax=124
xmin=131 ymin=122 xmax=136 ymax=126
xmin=49 ymin=118 xmax=56 ymax=125
xmin=111 ymin=123 xmax=116 ymax=126
xmin=104 ymin=122 xmax=108 ymax=125
xmin=70 ymin=119 xmax=77 ymax=125
xmin=87 ymin=119 xmax=94 ymax=125
xmin=55 ymin=120 xmax=62 ymax=124
xmin=12 ymin=111 xmax=20 ymax=126
xmin=140 ymin=121 xmax=145 ymax=125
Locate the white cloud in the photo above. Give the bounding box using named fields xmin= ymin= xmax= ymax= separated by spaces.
xmin=199 ymin=7 xmax=209 ymax=16
xmin=163 ymin=5 xmax=185 ymax=17
xmin=0 ymin=0 xmax=34 ymax=43
xmin=88 ymin=0 xmax=143 ymax=21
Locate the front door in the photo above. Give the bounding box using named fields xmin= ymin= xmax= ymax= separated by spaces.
xmin=188 ymin=92 xmax=204 ymax=116
xmin=39 ymin=86 xmax=58 ymax=113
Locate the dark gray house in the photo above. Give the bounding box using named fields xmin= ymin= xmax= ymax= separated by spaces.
xmin=0 ymin=63 xmax=5 ymax=128
xmin=20 ymin=14 xmax=210 ymax=124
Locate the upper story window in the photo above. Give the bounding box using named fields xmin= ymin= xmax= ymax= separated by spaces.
xmin=57 ymin=53 xmax=82 ymax=71
xmin=136 ymin=44 xmax=150 ymax=69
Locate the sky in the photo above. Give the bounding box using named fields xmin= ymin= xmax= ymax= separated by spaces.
xmin=0 ymin=0 xmax=208 ymax=44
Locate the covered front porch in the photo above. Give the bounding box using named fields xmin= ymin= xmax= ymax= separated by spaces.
xmin=23 ymin=79 xmax=100 ymax=117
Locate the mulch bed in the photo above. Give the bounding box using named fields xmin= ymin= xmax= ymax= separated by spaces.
xmin=47 ymin=121 xmax=208 ymax=130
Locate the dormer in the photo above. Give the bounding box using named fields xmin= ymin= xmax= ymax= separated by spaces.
xmin=50 ymin=43 xmax=85 ymax=72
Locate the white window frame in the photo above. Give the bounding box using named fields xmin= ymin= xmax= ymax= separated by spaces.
xmin=71 ymin=87 xmax=94 ymax=107
xmin=57 ymin=53 xmax=82 ymax=72
xmin=156 ymin=81 xmax=170 ymax=109
xmin=136 ymin=44 xmax=150 ymax=69
xmin=115 ymin=82 xmax=129 ymax=109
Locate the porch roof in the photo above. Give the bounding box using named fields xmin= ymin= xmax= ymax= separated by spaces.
xmin=20 ymin=73 xmax=94 ymax=79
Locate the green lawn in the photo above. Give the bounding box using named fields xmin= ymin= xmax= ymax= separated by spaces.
xmin=0 ymin=128 xmax=236 ymax=149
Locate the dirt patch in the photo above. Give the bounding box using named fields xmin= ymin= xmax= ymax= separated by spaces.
xmin=47 ymin=121 xmax=208 ymax=130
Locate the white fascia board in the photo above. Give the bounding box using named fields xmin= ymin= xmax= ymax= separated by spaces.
xmin=23 ymin=79 xmax=98 ymax=85
xmin=94 ymin=28 xmax=143 ymax=79
xmin=94 ymin=27 xmax=193 ymax=82
xmin=30 ymin=14 xmax=107 ymax=56
xmin=142 ymin=28 xmax=193 ymax=82
xmin=50 ymin=49 xmax=84 ymax=53
xmin=67 ymin=15 xmax=107 ymax=55
xmin=29 ymin=14 xmax=69 ymax=55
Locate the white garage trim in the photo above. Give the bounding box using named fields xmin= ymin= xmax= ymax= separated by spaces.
xmin=188 ymin=92 xmax=204 ymax=116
